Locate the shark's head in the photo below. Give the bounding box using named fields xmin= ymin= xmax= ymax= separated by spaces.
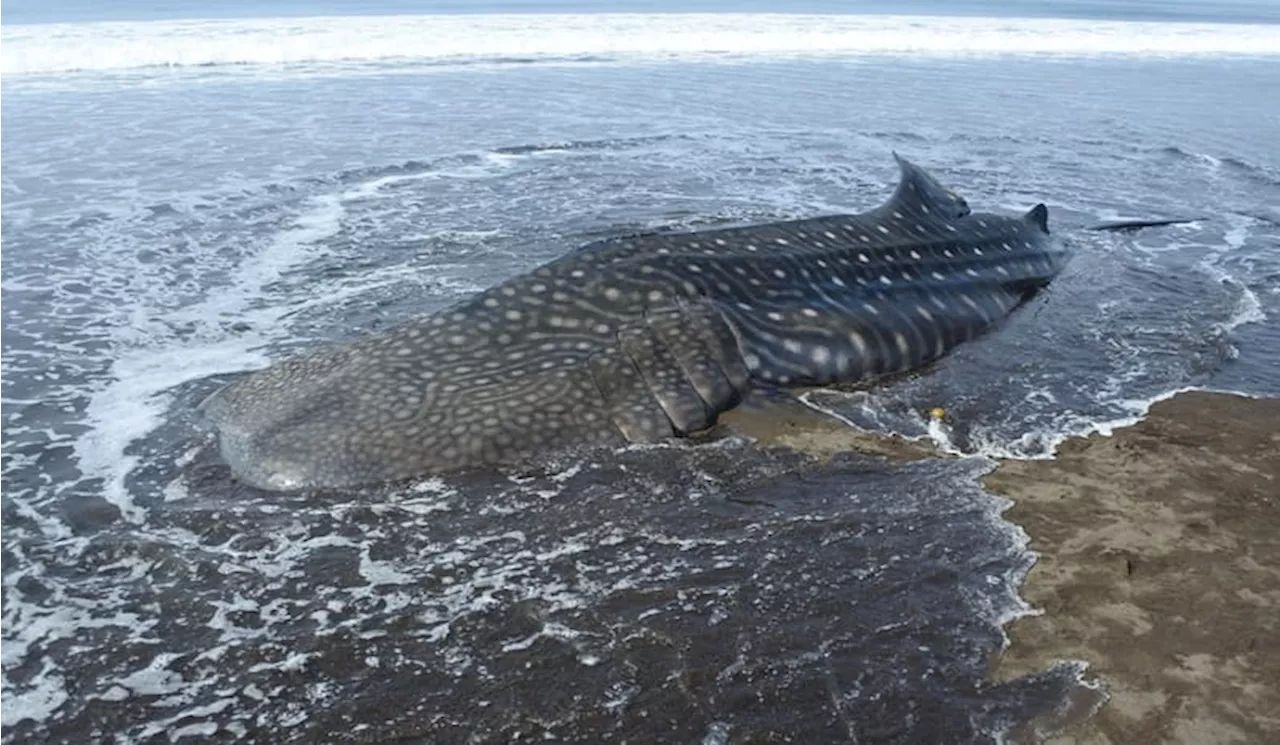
xmin=890 ymin=152 xmax=971 ymax=219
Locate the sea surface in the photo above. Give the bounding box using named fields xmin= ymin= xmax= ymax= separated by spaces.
xmin=3 ymin=2 xmax=1278 ymax=743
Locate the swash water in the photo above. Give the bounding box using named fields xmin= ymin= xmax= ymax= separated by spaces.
xmin=3 ymin=1 xmax=1278 ymax=742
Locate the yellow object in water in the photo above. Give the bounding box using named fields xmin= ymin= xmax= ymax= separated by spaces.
xmin=929 ymin=407 xmax=946 ymax=420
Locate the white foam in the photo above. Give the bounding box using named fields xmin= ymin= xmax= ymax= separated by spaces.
xmin=2 ymin=584 xmax=159 ymax=727
xmin=1219 ymin=277 xmax=1266 ymax=333
xmin=804 ymin=384 xmax=1249 ymax=464
xmin=113 ymin=653 xmax=189 ymax=697
xmin=4 ymin=13 xmax=1278 ymax=76
xmin=358 ymin=546 xmax=417 ymax=586
xmin=75 ymin=338 xmax=272 ymax=522
xmin=953 ymin=384 xmax=1270 ymax=462
xmin=185 ymin=192 xmax=347 ymax=330
xmin=702 ymin=720 xmax=733 ymax=745
xmin=340 ymin=169 xmax=446 ymax=202
xmin=1208 ymin=219 xmax=1267 ymax=333
xmin=0 ymin=661 xmax=68 ymax=728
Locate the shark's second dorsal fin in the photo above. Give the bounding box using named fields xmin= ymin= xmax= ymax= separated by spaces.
xmin=1024 ymin=203 xmax=1050 ymax=233
xmin=888 ymin=153 xmax=971 ymax=219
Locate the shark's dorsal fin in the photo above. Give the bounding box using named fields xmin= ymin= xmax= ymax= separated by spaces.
xmin=1024 ymin=203 xmax=1050 ymax=233
xmin=888 ymin=152 xmax=971 ymax=219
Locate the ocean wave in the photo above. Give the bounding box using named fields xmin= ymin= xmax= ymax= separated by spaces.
xmin=1158 ymin=145 xmax=1280 ymax=187
xmin=4 ymin=13 xmax=1279 ymax=76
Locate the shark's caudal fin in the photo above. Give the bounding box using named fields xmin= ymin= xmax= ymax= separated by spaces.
xmin=1088 ymin=218 xmax=1199 ymax=232
xmin=887 ymin=152 xmax=972 ymax=219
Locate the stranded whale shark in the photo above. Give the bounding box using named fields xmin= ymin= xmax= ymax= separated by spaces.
xmin=200 ymin=154 xmax=1070 ymax=491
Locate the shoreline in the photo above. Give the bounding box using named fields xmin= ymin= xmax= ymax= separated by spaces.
xmin=723 ymin=389 xmax=1279 ymax=744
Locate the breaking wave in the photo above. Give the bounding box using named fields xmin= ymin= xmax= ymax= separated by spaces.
xmin=4 ymin=12 xmax=1280 ymax=76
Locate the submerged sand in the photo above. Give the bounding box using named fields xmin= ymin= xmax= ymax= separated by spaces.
xmin=722 ymin=390 xmax=1280 ymax=744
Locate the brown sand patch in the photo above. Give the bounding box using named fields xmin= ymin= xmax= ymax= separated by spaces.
xmin=985 ymin=391 xmax=1280 ymax=744
xmin=717 ymin=392 xmax=940 ymax=462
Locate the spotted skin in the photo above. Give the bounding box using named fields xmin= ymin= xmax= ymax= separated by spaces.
xmin=201 ymin=155 xmax=1069 ymax=491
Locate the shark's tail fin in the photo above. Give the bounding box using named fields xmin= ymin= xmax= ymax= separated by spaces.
xmin=1088 ymin=218 xmax=1198 ymax=232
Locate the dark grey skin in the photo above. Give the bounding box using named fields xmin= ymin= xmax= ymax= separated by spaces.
xmin=200 ymin=155 xmax=1069 ymax=491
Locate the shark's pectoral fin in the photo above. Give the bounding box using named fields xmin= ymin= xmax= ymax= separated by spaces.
xmin=643 ymin=307 xmax=744 ymax=429
xmin=681 ymin=300 xmax=752 ymax=390
xmin=587 ymin=346 xmax=674 ymax=443
xmin=587 ymin=299 xmax=759 ymax=442
xmin=618 ymin=326 xmax=713 ymax=434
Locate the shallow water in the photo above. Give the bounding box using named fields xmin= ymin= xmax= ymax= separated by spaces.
xmin=3 ymin=10 xmax=1278 ymax=744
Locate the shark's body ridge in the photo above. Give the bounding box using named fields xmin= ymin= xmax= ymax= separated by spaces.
xmin=201 ymin=155 xmax=1069 ymax=491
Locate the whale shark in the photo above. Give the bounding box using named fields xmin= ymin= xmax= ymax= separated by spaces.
xmin=200 ymin=154 xmax=1070 ymax=491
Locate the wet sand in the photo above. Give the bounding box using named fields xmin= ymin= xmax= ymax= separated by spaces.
xmin=722 ymin=390 xmax=1280 ymax=744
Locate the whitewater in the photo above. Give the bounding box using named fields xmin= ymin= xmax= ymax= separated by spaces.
xmin=4 ymin=13 xmax=1280 ymax=77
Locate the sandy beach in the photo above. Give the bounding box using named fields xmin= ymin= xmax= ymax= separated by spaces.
xmin=724 ymin=390 xmax=1280 ymax=744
